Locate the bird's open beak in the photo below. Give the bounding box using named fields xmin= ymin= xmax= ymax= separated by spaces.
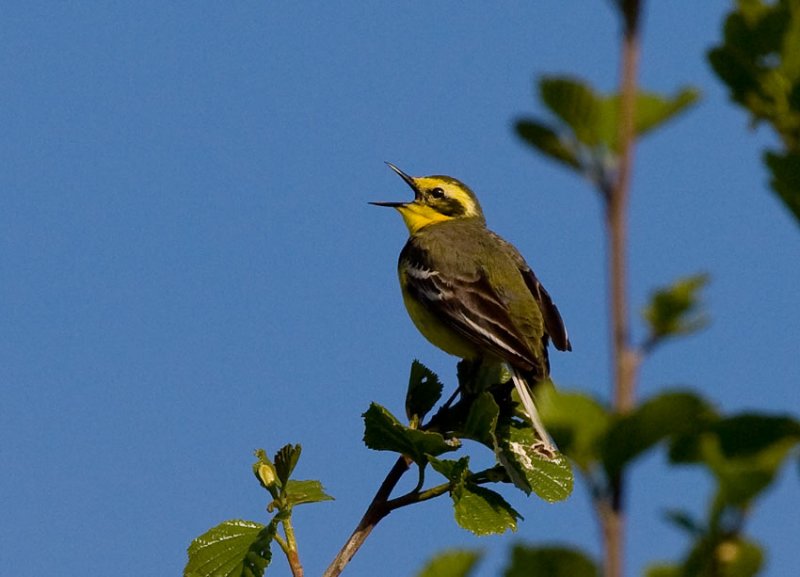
xmin=369 ymin=162 xmax=419 ymax=207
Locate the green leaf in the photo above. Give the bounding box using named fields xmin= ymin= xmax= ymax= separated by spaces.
xmin=406 ymin=360 xmax=444 ymax=422
xmin=709 ymin=1 xmax=800 ymax=221
xmin=429 ymin=455 xmax=524 ymax=536
xmin=274 ymin=444 xmax=302 ymax=487
xmin=462 ymin=392 xmax=500 ymax=446
xmin=283 ymin=479 xmax=334 ymax=507
xmin=537 ymin=77 xmax=699 ymax=154
xmin=496 ymin=423 xmax=573 ymax=502
xmin=457 ymin=360 xmax=509 ymax=394
xmin=643 ymin=274 xmax=710 ymax=348
xmin=428 ymin=455 xmax=470 ymax=484
xmin=719 ymin=539 xmax=764 ymax=577
xmin=711 ymin=415 xmax=799 ymax=505
xmin=715 ymin=414 xmax=800 ymax=457
xmin=185 ymin=519 xmax=274 ymax=577
xmin=537 ymin=386 xmax=610 ymax=470
xmin=597 ymin=89 xmax=700 ymax=152
xmin=416 ymin=549 xmax=483 ymax=577
xmin=539 ymin=76 xmax=604 ymax=146
xmin=671 ymin=412 xmax=800 ymax=506
xmin=504 ymin=545 xmax=599 ymax=577
xmin=764 ymin=150 xmax=800 ymax=223
xmin=684 ymin=536 xmax=764 ymax=577
xmin=452 ymin=484 xmax=521 ymax=536
xmin=643 ymin=564 xmax=681 ymax=577
xmin=633 ymin=89 xmax=700 ymax=139
xmin=515 ymin=119 xmax=582 ymax=170
xmin=663 ymin=508 xmax=705 ymax=536
xmin=603 ymin=391 xmax=715 ymax=477
xmin=363 ymin=403 xmax=458 ymax=465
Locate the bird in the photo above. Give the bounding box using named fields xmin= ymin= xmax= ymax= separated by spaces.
xmin=371 ymin=163 xmax=571 ymax=456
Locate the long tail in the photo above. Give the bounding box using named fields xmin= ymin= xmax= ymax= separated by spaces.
xmin=510 ymin=368 xmax=556 ymax=456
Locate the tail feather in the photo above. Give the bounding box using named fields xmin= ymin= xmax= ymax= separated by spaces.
xmin=510 ymin=368 xmax=556 ymax=456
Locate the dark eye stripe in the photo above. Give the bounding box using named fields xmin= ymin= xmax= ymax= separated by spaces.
xmin=436 ymin=197 xmax=467 ymax=216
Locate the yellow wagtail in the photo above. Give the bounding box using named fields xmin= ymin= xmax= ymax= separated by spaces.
xmin=372 ymin=163 xmax=571 ymax=454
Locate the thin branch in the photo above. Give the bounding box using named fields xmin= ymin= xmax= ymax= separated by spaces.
xmin=609 ymin=0 xmax=642 ymax=416
xmin=602 ymin=2 xmax=644 ymax=577
xmin=386 ymin=481 xmax=452 ymax=510
xmin=273 ymin=532 xmax=290 ymax=556
xmin=282 ymin=516 xmax=304 ymax=577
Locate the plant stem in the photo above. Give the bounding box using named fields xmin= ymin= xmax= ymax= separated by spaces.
xmin=602 ymin=2 xmax=643 ymax=577
xmin=273 ymin=532 xmax=290 ymax=555
xmin=610 ymin=0 xmax=642 ymax=416
xmin=386 ymin=480 xmax=452 ymax=509
xmin=282 ymin=515 xmax=304 ymax=577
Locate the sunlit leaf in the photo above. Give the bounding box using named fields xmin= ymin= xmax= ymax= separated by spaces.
xmin=406 ymin=360 xmax=444 ymax=422
xmin=363 ymin=403 xmax=458 ymax=465
xmin=185 ymin=519 xmax=274 ymax=577
xmin=643 ymin=274 xmax=710 ymax=348
xmin=415 ymin=549 xmax=483 ymax=577
xmin=636 ymin=88 xmax=700 ymax=134
xmin=283 ymin=479 xmax=334 ymax=507
xmin=452 ymin=484 xmax=521 ymax=536
xmin=496 ymin=423 xmax=573 ymax=502
xmin=598 ymin=88 xmax=700 ymax=151
xmin=540 ymin=76 xmax=604 ymax=146
xmin=504 ymin=545 xmax=598 ymax=577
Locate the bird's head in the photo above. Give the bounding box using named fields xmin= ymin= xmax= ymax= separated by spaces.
xmin=371 ymin=163 xmax=485 ymax=234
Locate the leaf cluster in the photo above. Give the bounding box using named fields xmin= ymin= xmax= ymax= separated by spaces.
xmin=515 ymin=76 xmax=698 ymax=196
xmin=413 ymin=545 xmax=599 ymax=577
xmin=416 ymin=390 xmax=799 ymax=577
xmin=642 ymin=274 xmax=709 ymax=351
xmin=185 ymin=445 xmax=333 ymax=577
xmin=709 ymin=0 xmax=800 ymax=222
xmin=362 ymin=360 xmax=573 ymax=536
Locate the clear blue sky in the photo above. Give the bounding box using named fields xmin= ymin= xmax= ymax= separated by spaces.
xmin=2 ymin=2 xmax=798 ymax=576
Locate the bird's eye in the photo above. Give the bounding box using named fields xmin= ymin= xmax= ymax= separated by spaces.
xmin=430 ymin=187 xmax=445 ymax=199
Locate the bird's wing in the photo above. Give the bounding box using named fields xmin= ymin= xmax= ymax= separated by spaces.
xmin=519 ymin=266 xmax=572 ymax=352
xmin=488 ymin=232 xmax=572 ymax=352
xmin=402 ymin=260 xmax=544 ymax=374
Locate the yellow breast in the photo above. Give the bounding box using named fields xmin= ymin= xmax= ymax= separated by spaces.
xmin=399 ymin=271 xmax=480 ymax=360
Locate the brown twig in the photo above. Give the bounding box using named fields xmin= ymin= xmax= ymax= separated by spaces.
xmin=601 ymin=1 xmax=644 ymax=577
xmin=282 ymin=516 xmax=304 ymax=577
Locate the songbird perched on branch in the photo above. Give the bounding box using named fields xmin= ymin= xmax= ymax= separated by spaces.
xmin=372 ymin=163 xmax=571 ymax=455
